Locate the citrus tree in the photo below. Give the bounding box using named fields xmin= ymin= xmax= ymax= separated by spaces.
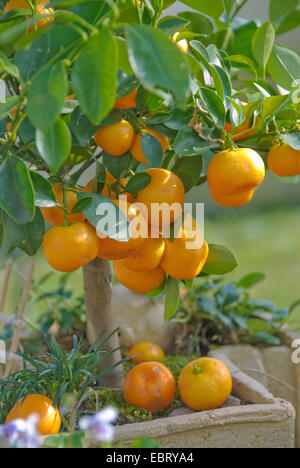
xmin=0 ymin=0 xmax=299 ymax=388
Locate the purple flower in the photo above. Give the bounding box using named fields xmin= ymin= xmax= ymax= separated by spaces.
xmin=0 ymin=415 xmax=41 ymax=449
xmin=79 ymin=406 xmax=118 ymax=443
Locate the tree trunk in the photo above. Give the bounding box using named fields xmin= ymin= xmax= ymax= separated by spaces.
xmin=83 ymin=257 xmax=123 ymax=389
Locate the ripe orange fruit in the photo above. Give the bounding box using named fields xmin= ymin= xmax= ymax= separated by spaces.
xmin=172 ymin=32 xmax=189 ymax=54
xmin=97 ymin=201 xmax=148 ymax=260
xmin=135 ymin=168 xmax=184 ymax=228
xmin=123 ymin=236 xmax=165 ymax=272
xmin=41 ymin=183 xmax=85 ymax=226
xmin=6 ymin=394 xmax=61 ymax=436
xmin=4 ymin=0 xmax=54 ymax=29
xmin=224 ymin=118 xmax=258 ymax=142
xmin=160 ymin=216 xmax=209 ymax=280
xmin=94 ymin=120 xmax=134 ymax=156
xmin=85 ymin=173 xmax=133 ymax=202
xmin=123 ymin=362 xmax=175 ymax=413
xmin=178 ymin=358 xmax=232 ymax=411
xmin=268 ymin=144 xmax=300 ymax=177
xmin=129 ymin=342 xmax=165 ymax=364
xmin=113 ymin=260 xmax=166 ymax=294
xmin=209 ymin=188 xmax=254 ymax=207
xmin=130 ymin=127 xmax=168 ymax=164
xmin=207 ymin=148 xmax=265 ymax=197
xmin=115 ymin=89 xmax=138 ymax=109
xmin=43 ymin=222 xmax=99 ymax=272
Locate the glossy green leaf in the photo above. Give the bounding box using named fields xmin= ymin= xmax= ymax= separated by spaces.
xmin=202 ymin=244 xmax=238 ymax=275
xmin=3 ymin=208 xmax=44 ymax=256
xmin=30 ymin=172 xmax=57 ymax=208
xmin=174 ymin=126 xmax=212 ymax=157
xmin=126 ymin=24 xmax=189 ymax=105
xmin=0 ymin=156 xmax=35 ymax=224
xmin=199 ymin=88 xmax=226 ymax=128
xmin=116 ymin=37 xmax=134 ymax=75
xmin=180 ymin=0 xmax=224 ymax=19
xmin=252 ymin=22 xmax=275 ymax=76
xmin=263 ymin=95 xmax=290 ymax=118
xmin=157 ymin=16 xmax=190 ymax=36
xmin=140 ymin=133 xmax=163 ymax=168
xmin=102 ymin=152 xmax=130 ymax=180
xmin=71 ymin=29 xmax=117 ymax=125
xmin=27 ymin=61 xmax=67 ymax=131
xmin=116 ymin=70 xmax=139 ymax=99
xmin=0 ymin=51 xmax=19 ymax=78
xmin=125 ymin=173 xmax=151 ymax=194
xmin=281 ymin=133 xmax=300 ymax=150
xmin=164 ymin=277 xmax=180 ymax=321
xmin=268 ymin=45 xmax=300 ymax=89
xmin=70 ymin=106 xmax=98 ymax=147
xmin=172 ymin=155 xmax=203 ymax=192
xmin=14 ymin=33 xmax=50 ymax=81
xmin=178 ymin=11 xmax=214 ymax=36
xmin=237 ymin=272 xmax=265 ymax=289
xmin=0 ymin=96 xmax=21 ymax=120
xmin=224 ymin=55 xmax=257 ymax=77
xmin=36 ymin=118 xmax=72 ymax=173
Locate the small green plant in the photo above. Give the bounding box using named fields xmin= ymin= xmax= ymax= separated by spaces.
xmin=175 ymin=273 xmax=300 ymax=355
xmin=0 ymin=332 xmax=123 ymax=426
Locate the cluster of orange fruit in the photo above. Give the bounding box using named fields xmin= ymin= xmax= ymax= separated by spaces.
xmin=42 ymin=167 xmax=209 ymax=293
xmin=268 ymin=144 xmax=300 ymax=177
xmin=124 ymin=341 xmax=232 ymax=413
xmin=6 ymin=394 xmax=61 ymax=436
xmin=4 ymin=0 xmax=54 ymax=29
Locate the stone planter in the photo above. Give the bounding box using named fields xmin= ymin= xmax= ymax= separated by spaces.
xmin=0 ymin=358 xmax=295 ymax=448
xmin=209 ymin=332 xmax=300 ymax=447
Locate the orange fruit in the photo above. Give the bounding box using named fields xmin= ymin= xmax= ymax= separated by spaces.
xmin=160 ymin=216 xmax=209 ymax=280
xmin=123 ymin=236 xmax=165 ymax=272
xmin=6 ymin=394 xmax=61 ymax=436
xmin=178 ymin=358 xmax=232 ymax=411
xmin=97 ymin=201 xmax=148 ymax=260
xmin=129 ymin=342 xmax=165 ymax=364
xmin=209 ymin=188 xmax=254 ymax=207
xmin=4 ymin=0 xmax=54 ymax=29
xmin=115 ymin=89 xmax=138 ymax=109
xmin=224 ymin=118 xmax=258 ymax=142
xmin=207 ymin=148 xmax=265 ymax=197
xmin=172 ymin=32 xmax=189 ymax=54
xmin=123 ymin=362 xmax=175 ymax=413
xmin=94 ymin=120 xmax=134 ymax=156
xmin=113 ymin=260 xmax=166 ymax=293
xmin=268 ymin=144 xmax=300 ymax=177
xmin=41 ymin=183 xmax=85 ymax=226
xmin=130 ymin=127 xmax=168 ymax=164
xmin=43 ymin=222 xmax=99 ymax=272
xmin=135 ymin=168 xmax=184 ymax=228
xmin=85 ymin=173 xmax=133 ymax=202
xmin=6 ymin=107 xmax=17 ymax=132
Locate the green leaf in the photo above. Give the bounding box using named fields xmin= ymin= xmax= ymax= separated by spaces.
xmin=27 ymin=61 xmax=67 ymax=131
xmin=71 ymin=197 xmax=93 ymax=214
xmin=255 ymin=332 xmax=281 ymax=345
xmin=140 ymin=133 xmax=163 ymax=167
xmin=164 ymin=277 xmax=180 ymax=321
xmin=270 ymin=0 xmax=298 ymax=22
xmin=0 ymin=96 xmax=21 ymax=120
xmin=247 ymin=318 xmax=272 ymax=335
xmin=30 ymin=172 xmax=57 ymax=208
xmin=178 ymin=11 xmax=214 ymax=36
xmin=14 ymin=33 xmax=50 ymax=81
xmin=172 ymin=155 xmax=203 ymax=192
xmin=0 ymin=51 xmax=19 ymax=78
xmin=263 ymin=95 xmax=290 ymax=118
xmin=70 ymin=106 xmax=98 ymax=147
xmin=202 ymin=244 xmax=238 ymax=275
xmin=36 ymin=118 xmax=72 ymax=173
xmin=116 ymin=37 xmax=133 ymax=75
xmin=268 ymin=45 xmax=300 ymax=89
xmin=102 ymin=152 xmax=130 ymax=179
xmin=252 ymin=22 xmax=275 ymax=77
xmin=174 ymin=126 xmax=212 ymax=157
xmin=224 ymin=55 xmax=257 ymax=77
xmin=180 ymin=0 xmax=224 ymax=19
xmin=0 ymin=156 xmax=35 ymax=224
xmin=71 ymin=29 xmax=117 ymax=125
xmin=116 ymin=70 xmax=139 ymax=99
xmin=125 ymin=24 xmax=189 ymax=105
xmin=157 ymin=16 xmax=190 ymax=36
xmin=125 ymin=173 xmax=151 ymax=194
xmin=199 ymin=88 xmax=226 ymax=128
xmin=237 ymin=272 xmax=265 ymax=289
xmin=3 ymin=208 xmax=44 ymax=256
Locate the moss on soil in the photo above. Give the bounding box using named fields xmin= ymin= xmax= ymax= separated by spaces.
xmin=84 ymin=355 xmax=196 ymax=425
